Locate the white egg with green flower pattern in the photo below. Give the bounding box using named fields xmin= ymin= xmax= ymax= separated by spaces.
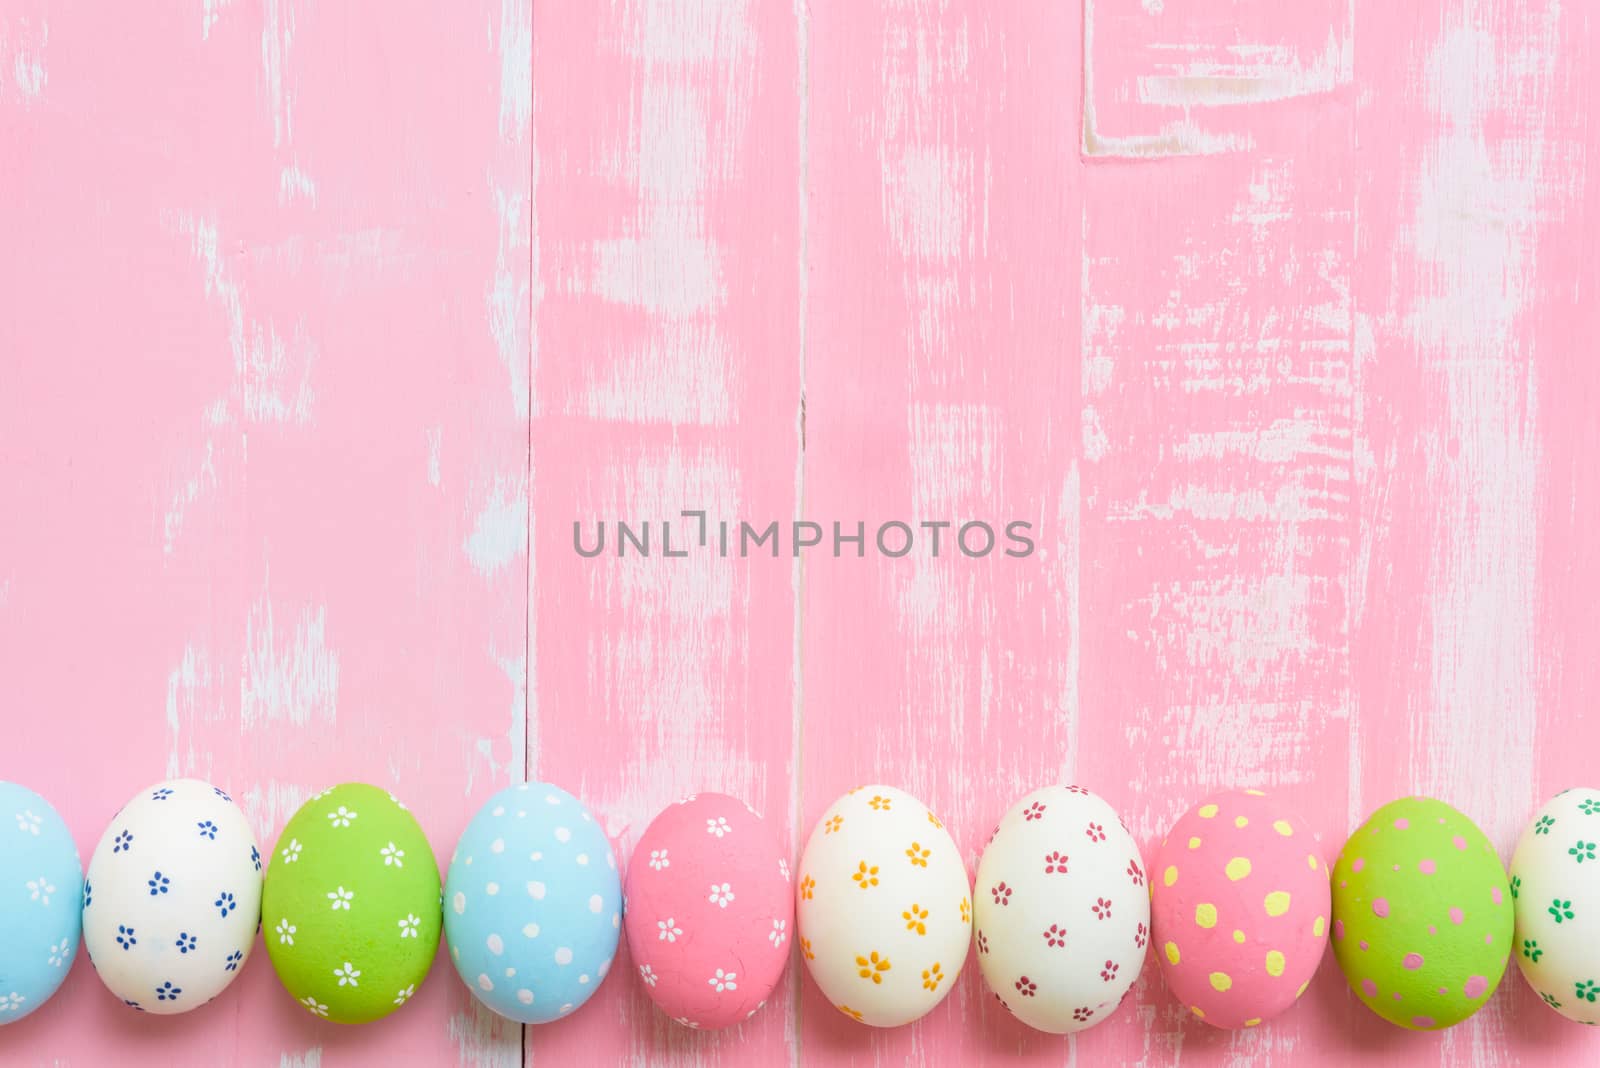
xmin=1511 ymin=788 xmax=1600 ymax=1024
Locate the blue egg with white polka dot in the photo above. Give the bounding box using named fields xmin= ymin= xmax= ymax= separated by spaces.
xmin=1 ymin=782 xmax=83 ymax=1024
xmin=444 ymin=783 xmax=621 ymax=1024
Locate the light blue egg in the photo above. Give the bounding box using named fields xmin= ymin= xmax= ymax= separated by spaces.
xmin=444 ymin=783 xmax=621 ymax=1024
xmin=0 ymin=782 xmax=83 ymax=1024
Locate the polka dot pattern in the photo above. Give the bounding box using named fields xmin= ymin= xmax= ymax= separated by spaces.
xmin=1331 ymin=796 xmax=1511 ymax=1031
xmin=444 ymin=783 xmax=620 ymax=1025
xmin=1151 ymin=790 xmax=1329 ymax=1029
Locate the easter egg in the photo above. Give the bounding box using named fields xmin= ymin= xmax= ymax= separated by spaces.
xmin=797 ymin=785 xmax=970 ymax=1027
xmin=623 ymin=793 xmax=792 ymax=1029
xmin=974 ymin=785 xmax=1149 ymax=1033
xmin=0 ymin=782 xmax=82 ymax=1023
xmin=1150 ymin=789 xmax=1329 ymax=1029
xmin=444 ymin=783 xmax=620 ymax=1024
xmin=1331 ymin=796 xmax=1511 ymax=1030
xmin=262 ymin=784 xmax=440 ymax=1023
xmin=1509 ymin=788 xmax=1600 ymax=1023
xmin=82 ymin=779 xmax=260 ymax=1014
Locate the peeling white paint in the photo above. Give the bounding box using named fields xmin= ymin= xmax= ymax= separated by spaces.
xmin=165 ymin=643 xmax=216 ymax=780
xmin=277 ymin=1048 xmax=321 ymax=1068
xmin=7 ymin=17 xmax=47 ymax=100
xmin=426 ymin=426 xmax=443 ymax=487
xmin=278 ymin=163 xmax=317 ymax=206
xmin=242 ymin=590 xmax=340 ymax=730
xmin=464 ymin=475 xmax=528 ymax=577
xmin=262 ymin=0 xmax=296 ymax=148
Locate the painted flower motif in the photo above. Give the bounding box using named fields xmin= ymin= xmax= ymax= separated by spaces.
xmin=225 ymin=950 xmax=243 ymax=972
xmin=1135 ymin=921 xmax=1148 ymax=948
xmin=649 ymin=849 xmax=670 ymax=871
xmin=213 ymin=785 xmax=232 ymax=801
xmin=960 ymin=896 xmax=970 ymax=924
xmin=281 ymin=838 xmax=303 ymax=864
xmin=2 ymin=993 xmax=25 ymax=1011
xmin=837 ymin=1004 xmax=864 ymax=1022
xmin=855 ymin=951 xmax=891 ymax=983
xmin=658 ymin=918 xmax=683 ymax=943
xmin=977 ymin=930 xmax=990 ymax=954
xmin=906 ymin=842 xmax=931 ymax=867
xmin=1582 ymin=799 xmax=1600 ymax=816
xmin=801 ymin=937 xmax=815 ymax=961
xmin=639 ymin=964 xmax=659 ymax=987
xmin=393 ymin=984 xmax=415 ymax=1006
xmin=1536 ymin=815 xmax=1556 ymax=836
xmin=1511 ymin=875 xmax=1521 ymax=899
xmin=196 ymin=820 xmax=218 ymax=840
xmin=778 ymin=858 xmax=790 ymax=882
xmin=1073 ymin=1006 xmax=1094 ymax=1022
xmin=302 ymin=996 xmax=329 ymax=1018
xmin=398 ymin=913 xmax=421 ymax=939
xmin=922 ymin=963 xmax=944 ymax=991
xmin=327 ymin=806 xmax=358 ymax=828
xmin=16 ymin=809 xmax=41 ymax=835
xmin=1015 ymin=976 xmax=1037 ymax=997
xmin=151 ymin=787 xmax=174 ymax=801
xmin=1524 ymin=939 xmax=1543 ymax=963
xmin=1551 ymin=899 xmax=1576 ymax=924
xmin=852 ymin=862 xmax=880 ymax=890
xmin=1126 ymin=859 xmax=1144 ymax=885
xmin=1571 ymin=840 xmax=1597 ymax=864
xmin=1542 ymin=991 xmax=1563 ymax=1010
xmin=769 ymin=918 xmax=788 ymax=948
xmin=276 ymin=918 xmax=296 ymax=945
xmin=1100 ymin=960 xmax=1120 ymax=982
xmin=328 ymin=886 xmax=354 ymax=910
xmin=708 ymin=968 xmax=738 ymax=993
xmin=113 ymin=830 xmax=134 ymax=854
xmin=146 ymin=872 xmax=170 ymax=896
xmin=1085 ymin=822 xmax=1107 ymax=843
xmin=251 ymin=845 xmax=261 ymax=871
xmin=800 ymin=875 xmax=815 ymax=900
xmin=175 ymin=932 xmax=198 ymax=955
xmin=1578 ymin=980 xmax=1600 ymax=1003
xmin=1092 ymin=897 xmax=1112 ymax=920
xmin=991 ymin=881 xmax=1013 ymax=906
xmin=869 ymin=795 xmax=891 ymax=812
xmin=1044 ymin=851 xmax=1069 ymax=874
xmin=706 ymin=816 xmax=732 ymax=838
xmin=155 ymin=981 xmax=182 ymax=1002
xmin=48 ymin=938 xmax=71 ymax=967
xmin=215 ymin=891 xmax=236 ymax=918
xmin=1043 ymin=924 xmax=1067 ymax=948
xmin=333 ymin=961 xmax=361 ymax=987
xmin=825 ymin=815 xmax=844 ymax=835
xmin=903 ymin=903 xmax=930 ymax=935
xmin=1024 ymin=802 xmax=1046 ymax=822
xmin=116 ymin=925 xmax=137 ymax=950
xmin=927 ymin=810 xmax=944 ymax=829
xmin=83 ymin=879 xmax=92 ymax=908
xmin=381 ymin=842 xmax=405 ymax=867
xmin=27 ymin=877 xmax=55 ymax=905
xmin=709 ymin=882 xmax=735 ymax=908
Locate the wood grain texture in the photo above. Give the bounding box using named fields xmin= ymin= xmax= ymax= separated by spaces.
xmin=2 ymin=1 xmax=1598 ymax=1065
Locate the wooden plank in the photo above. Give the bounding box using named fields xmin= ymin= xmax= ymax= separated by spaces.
xmin=525 ymin=0 xmax=801 ymax=1064
xmin=800 ymin=2 xmax=1083 ymax=1063
xmin=0 ymin=3 xmax=529 ymax=1065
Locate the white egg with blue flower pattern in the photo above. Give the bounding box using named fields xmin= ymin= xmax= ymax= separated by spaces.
xmin=1 ymin=781 xmax=83 ymax=1024
xmin=83 ymin=779 xmax=262 ymax=1014
xmin=444 ymin=783 xmax=621 ymax=1023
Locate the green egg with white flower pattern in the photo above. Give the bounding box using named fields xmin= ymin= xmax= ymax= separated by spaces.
xmin=1510 ymin=789 xmax=1600 ymax=1024
xmin=262 ymin=784 xmax=441 ymax=1023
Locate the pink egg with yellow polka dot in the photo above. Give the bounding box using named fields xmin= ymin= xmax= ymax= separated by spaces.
xmin=1150 ymin=789 xmax=1330 ymax=1029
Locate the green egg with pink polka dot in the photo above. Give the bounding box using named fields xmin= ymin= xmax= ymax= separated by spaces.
xmin=1331 ymin=796 xmax=1512 ymax=1030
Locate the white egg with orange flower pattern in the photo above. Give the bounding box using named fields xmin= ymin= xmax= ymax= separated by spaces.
xmin=974 ymin=785 xmax=1149 ymax=1033
xmin=796 ymin=786 xmax=971 ymax=1027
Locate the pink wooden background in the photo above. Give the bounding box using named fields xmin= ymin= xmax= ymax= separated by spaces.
xmin=2 ymin=1 xmax=1596 ymax=1065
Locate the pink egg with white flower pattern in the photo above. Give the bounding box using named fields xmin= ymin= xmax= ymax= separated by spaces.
xmin=623 ymin=794 xmax=792 ymax=1030
xmin=1150 ymin=789 xmax=1330 ymax=1029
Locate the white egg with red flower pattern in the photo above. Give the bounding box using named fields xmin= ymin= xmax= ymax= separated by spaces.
xmin=973 ymin=785 xmax=1149 ymax=1033
xmin=797 ymin=786 xmax=970 ymax=1027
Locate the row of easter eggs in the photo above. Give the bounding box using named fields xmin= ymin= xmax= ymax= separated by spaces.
xmin=3 ymin=778 xmax=1599 ymax=1034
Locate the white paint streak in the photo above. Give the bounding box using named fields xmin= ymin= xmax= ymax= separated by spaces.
xmin=464 ymin=475 xmax=528 ymax=577
xmin=201 ymin=0 xmax=235 ymax=40
xmin=242 ymin=589 xmax=340 ymax=730
xmin=6 ymin=16 xmax=47 ymax=99
xmin=165 ymin=643 xmax=215 ymax=780
xmin=262 ymin=0 xmax=296 ymax=148
xmin=278 ymin=164 xmax=317 ymax=206
xmin=277 ymin=1048 xmax=321 ymax=1068
xmin=488 ymin=179 xmax=530 ymax=420
xmin=426 ymin=426 xmax=443 ymax=487
xmin=446 ymin=1004 xmax=521 ymax=1068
